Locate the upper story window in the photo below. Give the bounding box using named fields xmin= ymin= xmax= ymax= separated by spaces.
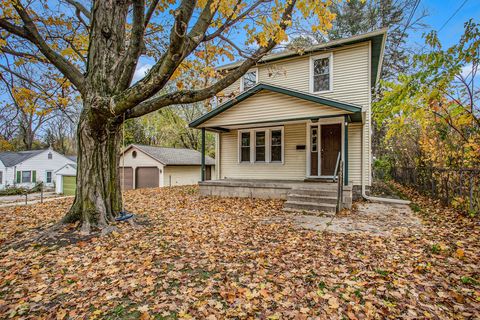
xmin=240 ymin=68 xmax=258 ymax=91
xmin=48 ymin=152 xmax=52 ymax=159
xmin=310 ymin=53 xmax=332 ymax=93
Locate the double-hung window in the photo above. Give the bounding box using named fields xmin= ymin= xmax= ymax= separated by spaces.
xmin=239 ymin=127 xmax=283 ymax=163
xmin=240 ymin=131 xmax=251 ymax=162
xmin=46 ymin=171 xmax=53 ymax=183
xmin=240 ymin=69 xmax=258 ymax=91
xmin=21 ymin=171 xmax=32 ymax=183
xmin=310 ymin=53 xmax=332 ymax=93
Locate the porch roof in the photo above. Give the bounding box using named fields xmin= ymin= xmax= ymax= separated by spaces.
xmin=189 ymin=83 xmax=363 ymax=130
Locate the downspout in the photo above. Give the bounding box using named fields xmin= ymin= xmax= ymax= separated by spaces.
xmin=361 ymin=124 xmax=410 ymax=204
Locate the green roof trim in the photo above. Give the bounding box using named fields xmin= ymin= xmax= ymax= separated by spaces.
xmin=189 ymin=83 xmax=363 ymax=128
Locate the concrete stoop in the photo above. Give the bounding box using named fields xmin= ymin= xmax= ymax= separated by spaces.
xmin=283 ymin=185 xmax=352 ymax=214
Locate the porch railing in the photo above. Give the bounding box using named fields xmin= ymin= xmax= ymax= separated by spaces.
xmin=336 ymin=160 xmax=344 ymax=214
xmin=333 ymin=151 xmax=341 ymax=181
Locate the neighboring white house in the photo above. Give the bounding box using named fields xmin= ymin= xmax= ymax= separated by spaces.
xmin=0 ymin=148 xmax=76 ymax=190
xmin=119 ymin=144 xmax=215 ymax=189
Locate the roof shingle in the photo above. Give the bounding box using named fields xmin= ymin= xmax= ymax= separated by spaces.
xmin=130 ymin=145 xmax=215 ymax=166
xmin=0 ymin=150 xmax=46 ymax=167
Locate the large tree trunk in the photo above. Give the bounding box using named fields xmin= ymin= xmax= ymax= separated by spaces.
xmin=63 ymin=97 xmax=123 ymax=232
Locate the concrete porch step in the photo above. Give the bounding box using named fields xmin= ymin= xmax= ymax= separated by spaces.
xmin=287 ymin=194 xmax=338 ymax=204
xmin=283 ymin=207 xmax=335 ymax=216
xmin=289 ymin=188 xmax=338 ymax=197
xmin=283 ymin=200 xmax=337 ymax=213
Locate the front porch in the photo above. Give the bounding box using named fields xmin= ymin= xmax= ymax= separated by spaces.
xmin=199 ymin=179 xmax=352 ymax=211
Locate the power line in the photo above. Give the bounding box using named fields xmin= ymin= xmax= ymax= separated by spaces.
xmin=437 ymin=0 xmax=469 ymax=32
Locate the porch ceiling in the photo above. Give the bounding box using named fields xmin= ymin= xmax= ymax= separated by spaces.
xmin=189 ymin=83 xmax=363 ymax=131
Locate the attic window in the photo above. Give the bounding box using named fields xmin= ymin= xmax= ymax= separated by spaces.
xmin=240 ymin=69 xmax=258 ymax=91
xmin=310 ymin=53 xmax=332 ymax=93
xmin=132 ymin=151 xmax=137 ymax=158
xmin=48 ymin=152 xmax=52 ymax=159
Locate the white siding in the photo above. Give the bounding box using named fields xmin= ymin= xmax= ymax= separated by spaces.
xmin=163 ymin=165 xmax=202 ymax=186
xmin=202 ymin=90 xmax=349 ymax=128
xmin=5 ymin=150 xmax=75 ymax=189
xmin=213 ymin=42 xmax=372 ymax=186
xmin=219 ymin=123 xmax=307 ymax=180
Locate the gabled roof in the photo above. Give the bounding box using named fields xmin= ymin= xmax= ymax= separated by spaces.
xmin=125 ymin=145 xmax=215 ymax=166
xmin=0 ymin=149 xmax=46 ymax=167
xmin=217 ymin=28 xmax=387 ymax=87
xmin=189 ymin=83 xmax=363 ymax=128
xmin=55 ymin=163 xmax=77 ymax=174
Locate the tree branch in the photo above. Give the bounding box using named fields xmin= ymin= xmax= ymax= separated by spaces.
xmin=10 ymin=2 xmax=86 ymax=93
xmin=65 ymin=0 xmax=91 ymax=20
xmin=126 ymin=0 xmax=297 ymax=119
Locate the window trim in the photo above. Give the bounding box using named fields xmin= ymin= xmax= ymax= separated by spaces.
xmin=238 ymin=126 xmax=284 ymax=164
xmin=239 ymin=68 xmax=259 ymax=92
xmin=309 ymin=53 xmax=333 ymax=94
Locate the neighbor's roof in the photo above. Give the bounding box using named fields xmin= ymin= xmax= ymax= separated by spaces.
xmin=67 ymin=155 xmax=77 ymax=162
xmin=126 ymin=145 xmax=215 ymax=166
xmin=55 ymin=163 xmax=77 ymax=174
xmin=189 ymin=83 xmax=363 ymax=128
xmin=217 ymin=28 xmax=388 ymax=87
xmin=0 ymin=149 xmax=46 ymax=167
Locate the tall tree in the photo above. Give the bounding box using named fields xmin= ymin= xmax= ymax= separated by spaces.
xmin=0 ymin=0 xmax=337 ymax=232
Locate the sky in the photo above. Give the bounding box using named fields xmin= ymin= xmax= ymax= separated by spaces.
xmin=406 ymin=0 xmax=480 ymax=48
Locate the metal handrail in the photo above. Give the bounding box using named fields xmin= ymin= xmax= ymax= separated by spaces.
xmin=333 ymin=151 xmax=341 ymax=181
xmin=336 ymin=160 xmax=344 ymax=214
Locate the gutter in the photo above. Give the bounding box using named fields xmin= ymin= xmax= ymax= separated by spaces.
xmin=360 ymin=125 xmax=410 ymax=205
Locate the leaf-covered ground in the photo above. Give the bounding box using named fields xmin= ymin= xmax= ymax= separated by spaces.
xmin=0 ymin=185 xmax=479 ymax=319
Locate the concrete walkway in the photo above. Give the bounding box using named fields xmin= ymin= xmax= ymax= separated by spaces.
xmin=270 ymin=202 xmax=423 ymax=236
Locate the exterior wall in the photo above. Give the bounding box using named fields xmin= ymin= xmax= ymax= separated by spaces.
xmin=217 ymin=42 xmax=372 ymax=186
xmin=203 ymin=90 xmax=349 ymax=127
xmin=0 ymin=161 xmax=6 ymax=190
xmin=219 ymin=123 xmax=307 ymax=180
xmin=2 ymin=150 xmax=75 ymax=189
xmin=120 ymin=147 xmax=164 ymax=188
xmin=163 ymin=165 xmax=200 ymax=186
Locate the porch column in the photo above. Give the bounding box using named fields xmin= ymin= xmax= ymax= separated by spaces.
xmin=201 ymin=127 xmax=206 ymax=182
xmin=344 ymin=117 xmax=349 ymax=186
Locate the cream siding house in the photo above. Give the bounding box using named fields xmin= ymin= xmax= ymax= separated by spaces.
xmin=189 ymin=30 xmax=387 ymax=208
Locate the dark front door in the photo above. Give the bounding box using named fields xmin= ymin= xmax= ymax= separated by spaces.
xmin=321 ymin=124 xmax=341 ymax=176
xmin=310 ymin=126 xmax=319 ymax=176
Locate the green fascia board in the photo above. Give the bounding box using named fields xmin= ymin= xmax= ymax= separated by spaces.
xmin=189 ymin=83 xmax=363 ymax=128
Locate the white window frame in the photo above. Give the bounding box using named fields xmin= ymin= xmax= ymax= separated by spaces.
xmin=238 ymin=126 xmax=284 ymax=164
xmin=21 ymin=170 xmax=32 ymax=183
xmin=46 ymin=171 xmax=53 ymax=183
xmin=240 ymin=68 xmax=259 ymax=92
xmin=309 ymin=53 xmax=333 ymax=94
xmin=238 ymin=130 xmax=252 ymax=163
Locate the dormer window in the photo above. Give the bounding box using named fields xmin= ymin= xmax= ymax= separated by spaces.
xmin=310 ymin=53 xmax=333 ymax=93
xmin=240 ymin=68 xmax=258 ymax=91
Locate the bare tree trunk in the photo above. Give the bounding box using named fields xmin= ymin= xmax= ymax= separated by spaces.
xmin=62 ymin=98 xmax=122 ymax=232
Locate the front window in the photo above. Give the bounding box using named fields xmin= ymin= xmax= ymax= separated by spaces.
xmin=270 ymin=130 xmax=282 ymax=162
xmin=22 ymin=171 xmax=31 ymax=183
xmin=239 ymin=127 xmax=284 ymax=163
xmin=255 ymin=131 xmax=266 ymax=162
xmin=46 ymin=171 xmax=52 ymax=183
xmin=241 ymin=69 xmax=257 ymax=91
xmin=240 ymin=132 xmax=251 ymax=162
xmin=311 ymin=55 xmax=331 ymax=92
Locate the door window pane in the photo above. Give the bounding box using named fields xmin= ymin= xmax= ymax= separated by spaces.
xmin=313 ymin=57 xmax=330 ymax=92
xmin=271 ymin=130 xmax=282 ymax=162
xmin=241 ymin=132 xmax=250 ymax=162
xmin=21 ymin=171 xmax=31 ymax=183
xmin=255 ymin=131 xmax=265 ymax=162
xmin=311 ymin=128 xmax=318 ymax=152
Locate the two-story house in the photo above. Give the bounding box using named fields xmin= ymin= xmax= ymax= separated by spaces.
xmin=189 ymin=29 xmax=387 ymax=213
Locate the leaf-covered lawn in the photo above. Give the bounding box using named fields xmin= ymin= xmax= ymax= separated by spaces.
xmin=0 ymin=186 xmax=479 ymax=319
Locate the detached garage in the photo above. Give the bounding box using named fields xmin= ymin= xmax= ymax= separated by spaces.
xmin=55 ymin=163 xmax=77 ymax=195
xmin=120 ymin=144 xmax=215 ymax=189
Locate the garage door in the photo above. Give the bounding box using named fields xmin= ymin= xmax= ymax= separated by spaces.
xmin=63 ymin=176 xmax=76 ymax=196
xmin=136 ymin=167 xmax=159 ymax=189
xmin=119 ymin=167 xmax=133 ymax=190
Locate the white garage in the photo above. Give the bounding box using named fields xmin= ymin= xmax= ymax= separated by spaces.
xmin=120 ymin=144 xmax=215 ymax=189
